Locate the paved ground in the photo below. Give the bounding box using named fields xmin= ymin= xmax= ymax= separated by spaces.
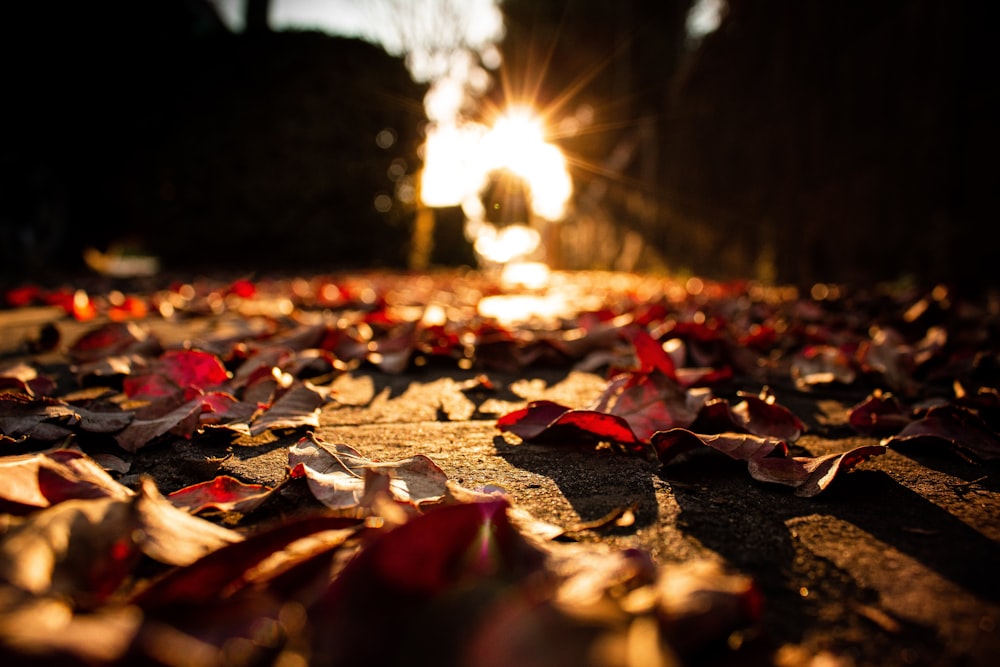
xmin=2 ymin=280 xmax=999 ymax=666
xmin=213 ymin=367 xmax=999 ymax=667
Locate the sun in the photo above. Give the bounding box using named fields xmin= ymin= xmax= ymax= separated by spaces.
xmin=420 ymin=105 xmax=572 ymax=222
xmin=478 ymin=106 xmax=573 ymax=221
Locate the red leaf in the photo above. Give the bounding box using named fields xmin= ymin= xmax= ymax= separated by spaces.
xmin=123 ymin=372 xmax=182 ymax=400
xmin=227 ymin=278 xmax=257 ymax=299
xmin=848 ymin=391 xmax=913 ymax=437
xmin=730 ymin=390 xmax=805 ymax=441
xmin=132 ymin=514 xmax=361 ymax=608
xmin=67 ymin=321 xmax=157 ymax=363
xmin=497 ymin=370 xmax=703 ymax=450
xmin=887 ymin=405 xmax=1000 ymax=461
xmin=496 ymin=400 xmax=577 ymax=440
xmin=308 ymin=500 xmax=546 ymax=665
xmin=595 ymin=372 xmax=700 ymax=442
xmin=497 ymin=400 xmax=642 ymax=447
xmin=167 ymin=475 xmax=275 ymax=514
xmin=5 ymin=284 xmax=42 ymax=307
xmin=626 ymin=327 xmax=678 ymax=379
xmin=692 ymin=391 xmax=804 ymax=441
xmin=159 ymin=349 xmax=230 ymax=390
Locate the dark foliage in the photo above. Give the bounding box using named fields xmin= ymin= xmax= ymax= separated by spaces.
xmin=1 ymin=0 xmax=428 ymax=277
xmin=496 ymin=0 xmax=995 ymax=290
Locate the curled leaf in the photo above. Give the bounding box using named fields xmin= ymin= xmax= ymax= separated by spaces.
xmin=887 ymin=405 xmax=1000 ymax=461
xmin=158 ymin=349 xmax=230 ymax=390
xmin=167 ymin=475 xmax=276 ymax=515
xmin=132 ymin=477 xmax=243 ymax=566
xmin=133 ymin=514 xmax=361 ymax=609
xmin=848 ymin=391 xmax=913 ymax=437
xmin=691 ymin=391 xmax=804 ymax=441
xmin=114 ymin=397 xmax=204 ymax=452
xmin=0 ymin=495 xmax=141 ymax=604
xmin=0 ymin=447 xmax=132 ymax=514
xmin=0 ymin=394 xmax=132 ymax=443
xmin=67 ymin=320 xmax=158 ymax=363
xmin=747 ymin=445 xmax=887 ymax=497
xmin=652 ymin=428 xmax=789 ymax=464
xmin=497 ymin=399 xmax=642 ymax=447
xmin=249 ymin=382 xmax=329 ymax=435
xmin=289 ymin=433 xmax=449 ymax=512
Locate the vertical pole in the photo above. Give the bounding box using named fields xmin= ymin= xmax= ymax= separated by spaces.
xmin=410 ymin=171 xmax=435 ymax=270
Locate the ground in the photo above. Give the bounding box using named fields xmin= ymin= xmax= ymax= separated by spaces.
xmin=1 ymin=272 xmax=998 ymax=666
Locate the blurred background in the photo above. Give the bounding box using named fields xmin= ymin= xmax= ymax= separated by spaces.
xmin=1 ymin=0 xmax=993 ymax=291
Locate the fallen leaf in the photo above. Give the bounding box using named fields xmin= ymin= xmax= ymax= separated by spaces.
xmin=132 ymin=514 xmax=361 ymax=609
xmin=595 ymin=371 xmax=702 ymax=442
xmin=67 ymin=320 xmax=158 ymax=363
xmin=652 ymin=428 xmax=789 ymax=464
xmin=497 ymin=370 xmax=703 ymax=451
xmin=157 ymin=349 xmax=230 ymax=390
xmin=123 ymin=372 xmax=183 ymax=401
xmin=0 ymin=447 xmax=133 ymax=513
xmin=0 ymin=362 xmax=57 ymax=397
xmin=0 ymin=394 xmax=133 ymax=443
xmin=308 ymin=498 xmax=546 ymax=664
xmin=167 ymin=475 xmax=275 ymax=515
xmin=249 ymin=382 xmax=328 ymax=435
xmin=626 ymin=327 xmax=678 ymax=379
xmin=132 ymin=477 xmax=243 ymax=566
xmin=115 ymin=397 xmax=204 ymax=452
xmin=887 ymin=405 xmax=1000 ymax=461
xmin=691 ymin=390 xmax=804 ymax=441
xmin=289 ymin=433 xmax=449 ymax=512
xmin=0 ymin=394 xmax=76 ymax=442
xmin=0 ymin=495 xmax=141 ymax=604
xmin=848 ymin=391 xmax=914 ymax=437
xmin=497 ymin=399 xmax=642 ymax=447
xmin=746 ymin=445 xmax=887 ymax=496
xmin=653 ymin=428 xmax=883 ymax=496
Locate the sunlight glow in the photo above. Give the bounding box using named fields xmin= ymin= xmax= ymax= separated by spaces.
xmin=478 ymin=293 xmax=571 ymax=325
xmin=420 ymin=123 xmax=487 ymax=207
xmin=482 ymin=107 xmax=545 ymax=174
xmin=500 ymin=261 xmax=550 ymax=290
xmin=470 ymin=223 xmax=540 ymax=264
xmin=420 ymin=106 xmax=571 ymax=223
xmin=477 ymin=107 xmax=572 ymax=222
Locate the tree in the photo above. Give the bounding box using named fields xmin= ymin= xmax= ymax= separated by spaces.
xmin=660 ymin=0 xmax=995 ymax=289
